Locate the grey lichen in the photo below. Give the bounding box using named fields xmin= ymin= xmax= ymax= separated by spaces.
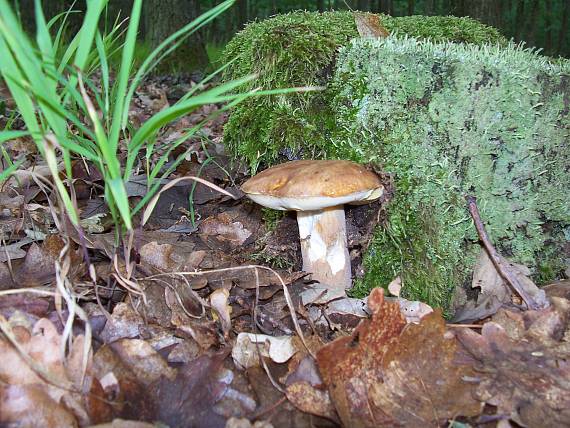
xmin=333 ymin=37 xmax=570 ymax=310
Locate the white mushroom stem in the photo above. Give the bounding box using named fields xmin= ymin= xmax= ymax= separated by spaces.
xmin=296 ymin=206 xmax=351 ymax=292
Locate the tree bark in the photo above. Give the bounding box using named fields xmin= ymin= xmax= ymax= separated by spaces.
xmin=407 ymin=0 xmax=415 ymax=15
xmin=544 ymin=0 xmax=553 ymax=52
xmin=425 ymin=0 xmax=435 ymax=15
xmin=558 ymin=1 xmax=569 ymax=55
xmin=236 ymin=0 xmax=248 ymax=29
xmin=317 ymin=0 xmax=325 ymax=12
xmin=526 ymin=0 xmax=541 ymax=46
xmin=514 ymin=0 xmax=525 ymax=40
xmin=143 ymin=0 xmax=209 ymax=73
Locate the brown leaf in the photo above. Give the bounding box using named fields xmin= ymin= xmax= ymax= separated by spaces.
xmin=354 ymin=13 xmax=390 ymax=39
xmin=99 ymin=303 xmax=145 ymax=344
xmin=456 ymin=298 xmax=570 ymax=427
xmin=149 ymin=352 xmax=231 ymax=428
xmin=199 ymin=212 xmax=252 ymax=247
xmin=454 ymin=250 xmax=548 ymax=322
xmin=0 ymin=384 xmax=77 ymax=428
xmin=316 ymin=288 xmax=480 ymax=427
xmin=316 ymin=288 xmax=407 ymax=427
xmin=109 ymin=339 xmax=177 ymax=386
xmin=0 ymin=317 xmax=97 ymax=426
xmin=286 ymin=382 xmax=339 ymax=422
xmin=16 ymin=235 xmax=82 ymax=287
xmin=370 ymin=311 xmax=482 ymax=425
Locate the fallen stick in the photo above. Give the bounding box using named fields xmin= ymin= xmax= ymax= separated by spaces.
xmin=466 ymin=195 xmax=544 ymax=310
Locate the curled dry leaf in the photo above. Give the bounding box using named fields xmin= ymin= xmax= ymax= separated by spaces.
xmin=0 ymin=316 xmax=102 ymax=427
xmin=454 ymin=250 xmax=549 ymax=322
xmin=455 ymin=297 xmax=570 ymax=427
xmin=99 ymin=302 xmax=144 ymax=344
xmin=210 ymin=288 xmax=232 ymax=338
xmin=285 ymin=382 xmax=339 ymax=422
xmin=232 ymin=333 xmax=297 ymax=369
xmin=354 ymin=12 xmax=390 ymax=38
xmin=311 ymin=288 xmax=480 ymax=427
xmin=200 ymin=212 xmax=252 ymax=247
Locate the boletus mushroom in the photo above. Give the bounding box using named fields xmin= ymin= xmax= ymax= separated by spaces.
xmin=242 ymin=160 xmax=384 ymax=294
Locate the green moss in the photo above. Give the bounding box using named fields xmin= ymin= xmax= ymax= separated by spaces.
xmin=222 ymin=11 xmax=507 ymax=172
xmin=222 ymin=12 xmax=568 ymax=313
xmin=333 ymin=37 xmax=570 ymax=311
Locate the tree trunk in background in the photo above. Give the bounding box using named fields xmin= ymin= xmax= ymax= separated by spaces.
xmin=12 ymin=0 xmax=80 ymax=34
xmin=425 ymin=0 xmax=435 ymax=15
xmin=544 ymin=0 xmax=553 ymax=51
xmin=237 ymin=0 xmax=248 ymax=29
xmin=317 ymin=0 xmax=325 ymax=12
xmin=461 ymin=0 xmax=502 ymax=28
xmin=558 ymin=1 xmax=569 ymax=55
xmin=143 ymin=0 xmax=209 ymax=73
xmin=379 ymin=0 xmax=392 ymax=14
xmin=514 ymin=0 xmax=525 ymax=40
xmin=357 ymin=0 xmax=372 ymax=11
xmin=408 ymin=0 xmax=415 ymax=15
xmin=526 ymin=0 xmax=540 ymax=46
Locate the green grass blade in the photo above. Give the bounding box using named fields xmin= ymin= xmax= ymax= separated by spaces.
xmin=108 ymin=0 xmax=142 ymax=155
xmin=108 ymin=177 xmax=132 ymax=230
xmin=0 ymin=158 xmax=24 ymax=183
xmin=95 ymin=31 xmax=110 ymax=118
xmin=120 ymin=0 xmax=235 ymax=129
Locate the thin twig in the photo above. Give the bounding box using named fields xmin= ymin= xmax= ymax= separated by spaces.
xmin=446 ymin=323 xmax=483 ymax=329
xmin=250 ymin=395 xmax=287 ymax=420
xmin=466 ymin=195 xmax=542 ymax=310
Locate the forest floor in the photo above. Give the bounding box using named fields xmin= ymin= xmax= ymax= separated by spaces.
xmin=0 ymin=75 xmax=569 ymax=428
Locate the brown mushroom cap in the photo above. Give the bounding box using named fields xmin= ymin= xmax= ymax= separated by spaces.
xmin=242 ymin=160 xmax=384 ymax=211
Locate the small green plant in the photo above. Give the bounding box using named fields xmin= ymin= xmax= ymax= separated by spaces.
xmin=261 ymin=207 xmax=285 ymax=232
xmin=0 ymin=0 xmax=255 ymax=239
xmin=250 ymin=250 xmax=294 ymax=271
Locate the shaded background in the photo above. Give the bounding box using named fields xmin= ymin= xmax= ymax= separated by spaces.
xmin=11 ymin=0 xmax=570 ymax=72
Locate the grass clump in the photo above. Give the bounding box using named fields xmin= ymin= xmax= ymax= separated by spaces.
xmin=221 ymin=11 xmax=507 ymax=172
xmin=334 ymin=37 xmax=570 ymax=311
xmin=0 ymin=0 xmax=252 ymax=237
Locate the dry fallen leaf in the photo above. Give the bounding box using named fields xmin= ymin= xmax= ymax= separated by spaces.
xmin=370 ymin=311 xmax=482 ymax=425
xmin=200 ymin=212 xmax=252 ymax=247
xmin=285 ymin=382 xmax=338 ymax=422
xmin=456 ymin=297 xmax=570 ymax=427
xmin=0 ymin=316 xmax=103 ymax=427
xmin=210 ymin=288 xmax=232 ymax=338
xmin=454 ymin=250 xmax=549 ymax=322
xmin=316 ymin=287 xmax=407 ymax=427
xmin=312 ymin=288 xmax=480 ymax=427
xmin=99 ymin=302 xmax=145 ymax=344
xmin=232 ymin=333 xmax=297 ymax=369
xmin=354 ymin=13 xmax=390 ymax=38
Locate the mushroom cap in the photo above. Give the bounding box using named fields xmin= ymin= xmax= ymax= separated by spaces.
xmin=242 ymin=160 xmax=384 ymax=211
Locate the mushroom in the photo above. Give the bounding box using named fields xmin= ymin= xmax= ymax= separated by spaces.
xmin=242 ymin=160 xmax=384 ymax=294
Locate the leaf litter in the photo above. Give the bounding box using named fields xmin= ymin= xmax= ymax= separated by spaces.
xmin=0 ymin=74 xmax=568 ymax=428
